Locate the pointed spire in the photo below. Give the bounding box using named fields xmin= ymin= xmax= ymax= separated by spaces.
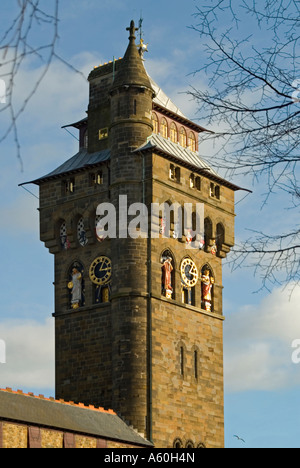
xmin=111 ymin=20 xmax=153 ymax=93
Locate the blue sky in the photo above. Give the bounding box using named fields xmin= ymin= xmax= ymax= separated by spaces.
xmin=0 ymin=0 xmax=299 ymax=449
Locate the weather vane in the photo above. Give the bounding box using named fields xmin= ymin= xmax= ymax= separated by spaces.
xmin=138 ymin=14 xmax=148 ymax=60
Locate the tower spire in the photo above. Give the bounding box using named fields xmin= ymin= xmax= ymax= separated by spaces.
xmin=111 ymin=19 xmax=153 ymax=93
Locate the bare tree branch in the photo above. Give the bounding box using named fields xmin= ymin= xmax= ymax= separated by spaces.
xmin=191 ymin=0 xmax=300 ymax=289
xmin=0 ymin=0 xmax=85 ymax=170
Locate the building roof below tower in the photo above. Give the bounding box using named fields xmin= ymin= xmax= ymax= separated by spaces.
xmin=0 ymin=388 xmax=152 ymax=447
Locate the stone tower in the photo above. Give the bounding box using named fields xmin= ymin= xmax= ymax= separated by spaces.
xmin=23 ymin=21 xmax=243 ymax=448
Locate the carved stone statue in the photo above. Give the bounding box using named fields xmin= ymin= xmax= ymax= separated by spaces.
xmin=161 ymin=256 xmax=173 ymax=299
xmin=68 ymin=267 xmax=82 ymax=309
xmin=201 ymin=269 xmax=214 ymax=312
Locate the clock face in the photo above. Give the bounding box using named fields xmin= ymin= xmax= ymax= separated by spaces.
xmin=180 ymin=258 xmax=199 ymax=288
xmin=89 ymin=256 xmax=112 ymax=286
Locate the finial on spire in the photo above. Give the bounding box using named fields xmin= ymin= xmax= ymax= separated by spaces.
xmin=137 ymin=15 xmax=148 ymax=60
xmin=126 ymin=20 xmax=138 ymax=41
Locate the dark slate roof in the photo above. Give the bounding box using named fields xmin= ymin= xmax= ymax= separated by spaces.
xmin=144 ymin=133 xmax=218 ymax=174
xmin=0 ymin=389 xmax=152 ymax=447
xmin=21 ymin=148 xmax=110 ymax=186
xmin=135 ymin=133 xmax=250 ymax=192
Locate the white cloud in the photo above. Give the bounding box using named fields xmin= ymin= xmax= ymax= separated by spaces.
xmin=0 ymin=318 xmax=54 ymax=392
xmin=0 ymin=194 xmax=39 ymax=235
xmin=224 ymin=284 xmax=300 ymax=392
xmin=0 ymin=49 xmax=99 ymax=140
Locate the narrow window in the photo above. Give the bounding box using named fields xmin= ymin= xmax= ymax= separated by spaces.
xmin=173 ymin=439 xmax=183 ymax=449
xmin=210 ymin=183 xmax=220 ymax=199
xmin=64 ymin=178 xmax=75 ymax=194
xmin=133 ymin=99 xmax=137 ymax=115
xmin=91 ymin=171 xmax=103 ymax=186
xmin=204 ymin=218 xmax=213 ymax=250
xmin=169 ymin=164 xmax=175 ymax=180
xmin=152 ymin=112 xmax=158 ymax=134
xmin=188 ymin=132 xmax=196 ymax=151
xmin=186 ymin=441 xmax=195 ymax=448
xmin=99 ymin=127 xmax=108 ymax=140
xmin=180 ymin=347 xmax=184 ymax=376
xmin=161 ymin=117 xmax=168 ymax=139
xmin=179 ymin=127 xmax=187 ymax=147
xmin=170 ymin=122 xmax=178 ymax=143
xmin=77 ymin=217 xmax=88 ymax=247
xmin=194 ymin=350 xmax=198 ymax=379
xmin=60 ymin=222 xmax=70 ymax=250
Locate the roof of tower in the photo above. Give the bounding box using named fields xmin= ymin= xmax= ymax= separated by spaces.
xmin=110 ymin=20 xmax=154 ymax=93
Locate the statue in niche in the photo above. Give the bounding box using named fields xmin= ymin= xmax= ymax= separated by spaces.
xmin=211 ymin=240 xmax=217 ymax=256
xmin=201 ymin=268 xmax=214 ymax=312
xmin=68 ymin=263 xmax=85 ymax=309
xmin=161 ymin=254 xmax=173 ymax=299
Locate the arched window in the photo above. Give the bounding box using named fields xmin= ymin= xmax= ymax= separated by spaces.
xmin=180 ymin=347 xmax=184 ymax=376
xmin=194 ymin=350 xmax=198 ymax=379
xmin=77 ymin=217 xmax=88 ymax=247
xmin=188 ymin=132 xmax=196 ymax=151
xmin=170 ymin=122 xmax=178 ymax=143
xmin=204 ymin=218 xmax=213 ymax=251
xmin=161 ymin=250 xmax=175 ymax=299
xmin=210 ymin=182 xmax=221 ymax=199
xmin=161 ymin=117 xmax=168 ymax=139
xmin=152 ymin=112 xmax=158 ymax=134
xmin=173 ymin=439 xmax=183 ymax=449
xmin=179 ymin=127 xmax=187 ymax=147
xmin=216 ymin=223 xmax=225 ymax=256
xmin=60 ymin=221 xmax=70 ymax=250
xmin=169 ymin=164 xmax=175 ymax=180
xmin=186 ymin=440 xmax=195 ymax=448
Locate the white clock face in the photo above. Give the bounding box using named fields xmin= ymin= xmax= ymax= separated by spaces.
xmin=77 ymin=218 xmax=88 ymax=247
xmin=180 ymin=258 xmax=199 ymax=288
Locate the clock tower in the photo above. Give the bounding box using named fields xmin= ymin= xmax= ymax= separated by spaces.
xmin=24 ymin=21 xmax=243 ymax=448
